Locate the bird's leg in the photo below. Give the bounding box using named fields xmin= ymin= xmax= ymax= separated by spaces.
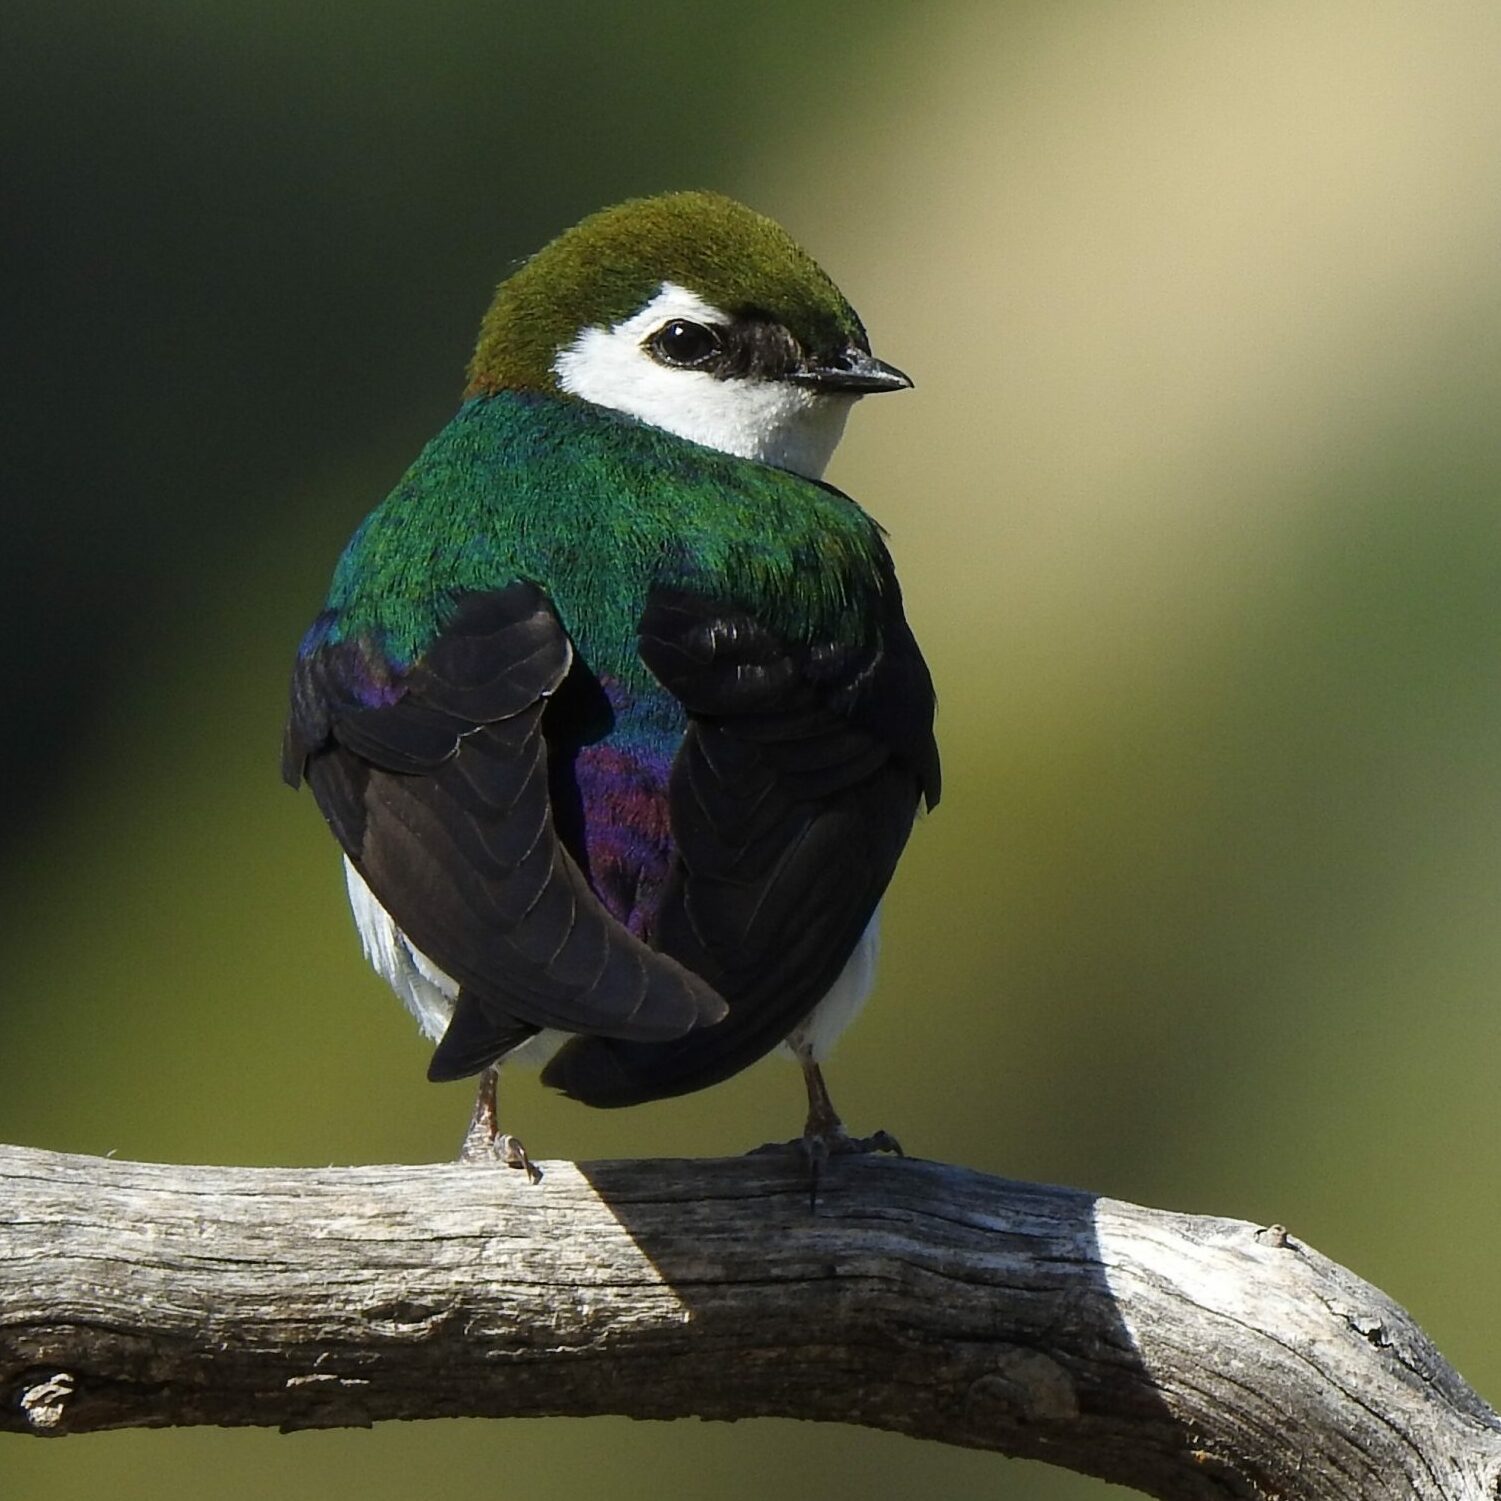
xmin=799 ymin=1058 xmax=903 ymax=1160
xmin=749 ymin=1055 xmax=903 ymax=1210
xmin=801 ymin=1056 xmax=842 ymax=1139
xmin=787 ymin=1059 xmax=903 ymax=1211
xmin=457 ymin=1064 xmax=541 ymax=1182
xmin=458 ymin=1063 xmax=500 ymax=1158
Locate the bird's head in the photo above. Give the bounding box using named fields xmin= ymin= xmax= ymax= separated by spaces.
xmin=465 ymin=191 xmax=910 ymax=479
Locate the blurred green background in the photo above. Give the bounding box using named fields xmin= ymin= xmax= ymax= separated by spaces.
xmin=5 ymin=2 xmax=1500 ymax=1497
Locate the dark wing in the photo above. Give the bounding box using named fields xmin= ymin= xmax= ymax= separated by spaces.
xmin=283 ymin=582 xmax=727 ymax=1080
xmin=541 ymin=573 xmax=939 ymax=1107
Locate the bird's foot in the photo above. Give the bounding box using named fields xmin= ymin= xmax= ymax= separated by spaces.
xmin=754 ymin=1063 xmax=904 ymax=1207
xmin=458 ymin=1126 xmax=542 ymax=1183
xmin=826 ymin=1126 xmax=904 ymax=1159
xmin=748 ymin=1125 xmax=902 ymax=1211
xmin=750 ymin=1125 xmax=904 ymax=1161
xmin=456 ymin=1064 xmax=541 ymax=1181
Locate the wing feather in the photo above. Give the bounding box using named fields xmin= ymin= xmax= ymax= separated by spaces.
xmin=542 ymin=575 xmax=938 ymax=1106
xmin=284 ymin=582 xmax=727 ymax=1076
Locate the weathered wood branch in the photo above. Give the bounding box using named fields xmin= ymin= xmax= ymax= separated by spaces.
xmin=2 ymin=1144 xmax=1498 ymax=1499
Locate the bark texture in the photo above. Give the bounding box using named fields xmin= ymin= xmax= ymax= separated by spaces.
xmin=3 ymin=1143 xmax=1499 ymax=1499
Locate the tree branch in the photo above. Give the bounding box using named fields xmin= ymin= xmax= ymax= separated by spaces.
xmin=2 ymin=1143 xmax=1498 ymax=1498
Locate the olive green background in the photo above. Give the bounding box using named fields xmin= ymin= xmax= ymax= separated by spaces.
xmin=5 ymin=4 xmax=1500 ymax=1498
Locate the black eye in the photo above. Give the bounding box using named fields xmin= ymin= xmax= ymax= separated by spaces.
xmin=649 ymin=319 xmax=722 ymax=369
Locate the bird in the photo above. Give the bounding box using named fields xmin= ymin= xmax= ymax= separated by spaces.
xmin=282 ymin=191 xmax=940 ymax=1178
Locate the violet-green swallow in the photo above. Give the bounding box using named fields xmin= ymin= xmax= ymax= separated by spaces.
xmin=283 ymin=192 xmax=940 ymax=1175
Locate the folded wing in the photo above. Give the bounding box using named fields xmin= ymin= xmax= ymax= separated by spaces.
xmin=282 ymin=581 xmax=727 ymax=1078
xmin=542 ymin=574 xmax=940 ymax=1106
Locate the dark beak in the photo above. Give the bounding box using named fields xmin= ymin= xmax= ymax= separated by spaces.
xmin=788 ymin=347 xmax=913 ymax=395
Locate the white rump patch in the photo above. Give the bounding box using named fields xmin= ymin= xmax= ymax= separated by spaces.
xmin=553 ymin=281 xmax=855 ymax=480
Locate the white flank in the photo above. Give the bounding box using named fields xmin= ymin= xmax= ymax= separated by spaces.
xmin=781 ymin=907 xmax=882 ymax=1063
xmin=553 ymin=282 xmax=856 ymax=480
xmin=342 ymin=858 xmax=566 ymax=1066
xmin=344 ymin=856 xmax=456 ymax=1041
xmin=347 ymin=855 xmax=881 ymax=1073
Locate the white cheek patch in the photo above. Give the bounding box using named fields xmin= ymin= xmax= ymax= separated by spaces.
xmin=552 ymin=281 xmax=855 ymax=481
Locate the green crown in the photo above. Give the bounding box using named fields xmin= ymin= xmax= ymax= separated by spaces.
xmin=466 ymin=191 xmax=867 ymax=396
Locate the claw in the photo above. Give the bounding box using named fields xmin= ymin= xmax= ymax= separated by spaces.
xmin=748 ymin=1059 xmax=903 ymax=1209
xmin=460 ymin=1127 xmax=542 ymax=1183
xmin=455 ymin=1065 xmax=542 ymax=1182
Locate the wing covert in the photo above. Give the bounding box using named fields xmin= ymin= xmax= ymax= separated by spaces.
xmin=284 ymin=582 xmax=726 ymax=1075
xmin=542 ymin=574 xmax=939 ymax=1106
